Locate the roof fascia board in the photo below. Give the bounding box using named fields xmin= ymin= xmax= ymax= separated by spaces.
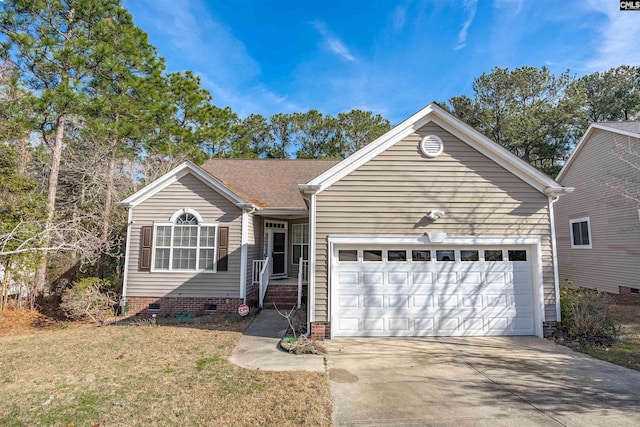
xmin=309 ymin=102 xmax=564 ymax=196
xmin=119 ymin=161 xmax=251 ymax=208
xmin=557 ymin=124 xmax=640 ymax=182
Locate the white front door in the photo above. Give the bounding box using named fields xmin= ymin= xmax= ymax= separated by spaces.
xmin=265 ymin=221 xmax=287 ymax=278
xmin=332 ymin=245 xmax=535 ymax=337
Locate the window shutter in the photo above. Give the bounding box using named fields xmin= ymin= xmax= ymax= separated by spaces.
xmin=139 ymin=226 xmax=153 ymax=271
xmin=217 ymin=226 xmax=229 ymax=271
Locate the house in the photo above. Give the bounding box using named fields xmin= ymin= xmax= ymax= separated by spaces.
xmin=554 ymin=122 xmax=640 ymax=296
xmin=119 ymin=103 xmax=572 ymax=338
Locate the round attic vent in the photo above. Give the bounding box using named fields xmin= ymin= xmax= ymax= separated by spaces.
xmin=419 ymin=135 xmax=444 ymax=158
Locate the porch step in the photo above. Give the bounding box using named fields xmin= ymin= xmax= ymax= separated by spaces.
xmin=263 ymin=283 xmax=307 ymax=309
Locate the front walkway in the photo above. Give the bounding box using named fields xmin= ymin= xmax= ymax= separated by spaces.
xmin=229 ymin=309 xmax=325 ymax=372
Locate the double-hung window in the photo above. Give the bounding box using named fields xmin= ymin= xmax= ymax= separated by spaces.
xmin=153 ymin=211 xmax=218 ymax=272
xmin=570 ymin=217 xmax=591 ymax=249
xmin=291 ymin=223 xmax=309 ymax=264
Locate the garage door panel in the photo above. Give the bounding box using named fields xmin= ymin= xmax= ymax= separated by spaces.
xmin=412 ymin=294 xmax=434 ymax=308
xmin=337 ymin=271 xmax=360 ymax=286
xmin=337 ymin=294 xmax=360 ymax=308
xmin=362 ymin=272 xmax=383 ymax=285
xmin=362 ymin=318 xmax=385 ymax=331
xmin=332 ymin=245 xmax=535 ymax=337
xmin=412 ymin=272 xmax=434 ymax=285
xmin=388 ymin=272 xmax=409 ymax=285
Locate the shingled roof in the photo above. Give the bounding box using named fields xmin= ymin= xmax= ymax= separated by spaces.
xmin=595 ymin=121 xmax=640 ymax=136
xmin=200 ymin=159 xmax=340 ymax=208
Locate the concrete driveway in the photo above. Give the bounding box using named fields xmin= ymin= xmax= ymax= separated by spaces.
xmin=326 ymin=337 xmax=640 ymax=426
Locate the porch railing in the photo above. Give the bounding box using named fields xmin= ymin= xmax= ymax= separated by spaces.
xmin=258 ymin=257 xmax=271 ymax=308
xmin=297 ymin=258 xmax=309 ymax=308
xmin=252 ymin=259 xmax=265 ymax=285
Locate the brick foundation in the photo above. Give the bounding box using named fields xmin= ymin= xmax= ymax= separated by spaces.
xmin=126 ymin=296 xmax=243 ymax=317
xmin=310 ymin=321 xmax=331 ymax=340
xmin=619 ymin=286 xmax=640 ymax=296
xmin=543 ymin=321 xmax=558 ymax=337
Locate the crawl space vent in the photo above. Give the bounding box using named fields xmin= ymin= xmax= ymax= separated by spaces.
xmin=419 ymin=135 xmax=444 ymax=158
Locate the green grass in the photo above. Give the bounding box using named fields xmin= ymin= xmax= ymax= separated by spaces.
xmin=0 ymin=317 xmax=332 ymax=426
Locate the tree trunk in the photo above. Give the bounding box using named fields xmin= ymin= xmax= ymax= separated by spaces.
xmin=98 ymin=146 xmax=117 ymax=278
xmin=1 ymin=265 xmax=11 ymax=313
xmin=33 ymin=114 xmax=66 ymax=295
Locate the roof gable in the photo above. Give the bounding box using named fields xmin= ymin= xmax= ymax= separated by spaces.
xmin=557 ymin=122 xmax=640 ymax=182
xmin=307 ymin=103 xmax=569 ymax=197
xmin=119 ymin=161 xmax=251 ymax=208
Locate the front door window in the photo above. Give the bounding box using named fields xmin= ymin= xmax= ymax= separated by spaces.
xmin=272 ymin=231 xmax=286 ymax=275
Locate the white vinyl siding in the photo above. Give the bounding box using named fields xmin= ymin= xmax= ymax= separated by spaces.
xmin=314 ymin=122 xmax=557 ymax=322
xmin=556 ymin=129 xmax=640 ymax=293
xmin=126 ymin=173 xmax=242 ymax=298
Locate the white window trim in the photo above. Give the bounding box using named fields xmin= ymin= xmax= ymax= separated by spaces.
xmin=569 ymin=217 xmax=592 ymax=249
xmin=291 ymin=223 xmax=309 ymax=265
xmin=151 ymin=211 xmax=219 ymax=273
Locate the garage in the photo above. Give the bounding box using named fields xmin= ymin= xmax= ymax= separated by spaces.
xmin=331 ymin=243 xmax=537 ymax=337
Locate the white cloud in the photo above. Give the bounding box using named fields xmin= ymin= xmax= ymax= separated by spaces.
xmin=393 ymin=5 xmax=407 ymax=32
xmin=454 ymin=0 xmax=478 ymax=51
xmin=584 ymin=1 xmax=640 ymax=71
xmin=312 ymin=21 xmax=356 ymax=62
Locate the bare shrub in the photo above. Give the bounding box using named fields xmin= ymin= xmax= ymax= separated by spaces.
xmin=60 ymin=277 xmax=117 ymax=324
xmin=560 ymin=281 xmax=618 ymax=345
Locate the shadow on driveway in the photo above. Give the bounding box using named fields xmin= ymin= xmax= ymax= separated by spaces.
xmin=327 ymin=337 xmax=640 ymax=426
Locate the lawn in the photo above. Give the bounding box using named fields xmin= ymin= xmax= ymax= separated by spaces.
xmin=582 ymin=293 xmax=640 ymax=371
xmin=0 ymin=313 xmax=333 ymax=426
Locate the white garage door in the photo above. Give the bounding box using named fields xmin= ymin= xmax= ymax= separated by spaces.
xmin=332 ymin=246 xmax=535 ymax=337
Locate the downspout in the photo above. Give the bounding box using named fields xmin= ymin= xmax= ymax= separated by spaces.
xmin=548 ymin=195 xmax=561 ymax=323
xmin=120 ymin=207 xmax=133 ymax=315
xmin=308 ymin=192 xmax=317 ymax=327
xmin=239 ymin=205 xmax=256 ymax=305
xmin=298 ymin=184 xmax=320 ymax=336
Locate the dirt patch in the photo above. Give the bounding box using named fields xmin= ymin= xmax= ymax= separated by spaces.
xmin=329 ymin=368 xmax=359 ymax=383
xmin=0 ymin=308 xmax=58 ymax=336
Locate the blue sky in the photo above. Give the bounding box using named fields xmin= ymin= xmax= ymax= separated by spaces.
xmin=123 ymin=0 xmax=640 ymax=124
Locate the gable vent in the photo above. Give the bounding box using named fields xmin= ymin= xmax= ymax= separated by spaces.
xmin=419 ymin=135 xmax=444 ymax=158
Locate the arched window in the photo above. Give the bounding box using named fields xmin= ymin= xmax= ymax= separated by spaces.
xmin=152 ymin=209 xmax=217 ymax=271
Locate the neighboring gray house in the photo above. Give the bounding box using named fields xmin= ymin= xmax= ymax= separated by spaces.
xmin=555 ymin=122 xmax=640 ymax=295
xmin=120 ymin=104 xmax=572 ymax=338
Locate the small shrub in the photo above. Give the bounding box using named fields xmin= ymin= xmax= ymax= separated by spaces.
xmin=60 ymin=277 xmax=117 ymax=324
xmin=560 ymin=280 xmax=618 ymax=345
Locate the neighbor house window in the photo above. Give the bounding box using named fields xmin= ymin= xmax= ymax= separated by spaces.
xmin=291 ymin=223 xmax=309 ymax=264
xmin=570 ymin=217 xmax=591 ymax=249
xmin=153 ymin=209 xmax=217 ymax=272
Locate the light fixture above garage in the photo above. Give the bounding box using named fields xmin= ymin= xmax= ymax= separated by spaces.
xmin=419 ymin=135 xmax=444 ymax=158
xmin=426 ymin=210 xmax=446 ymax=220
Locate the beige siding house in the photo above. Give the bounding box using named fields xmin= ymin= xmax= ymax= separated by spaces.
xmin=555 ymin=122 xmax=640 ymax=295
xmin=120 ymin=104 xmax=570 ymax=338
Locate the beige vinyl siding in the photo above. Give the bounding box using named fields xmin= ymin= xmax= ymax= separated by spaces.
xmin=314 ymin=122 xmax=556 ymax=322
xmin=127 ymin=173 xmax=242 ymax=298
xmin=246 ymin=214 xmax=262 ymax=296
xmin=288 ymin=217 xmax=309 ymax=279
xmin=556 ymin=129 xmax=640 ymax=293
